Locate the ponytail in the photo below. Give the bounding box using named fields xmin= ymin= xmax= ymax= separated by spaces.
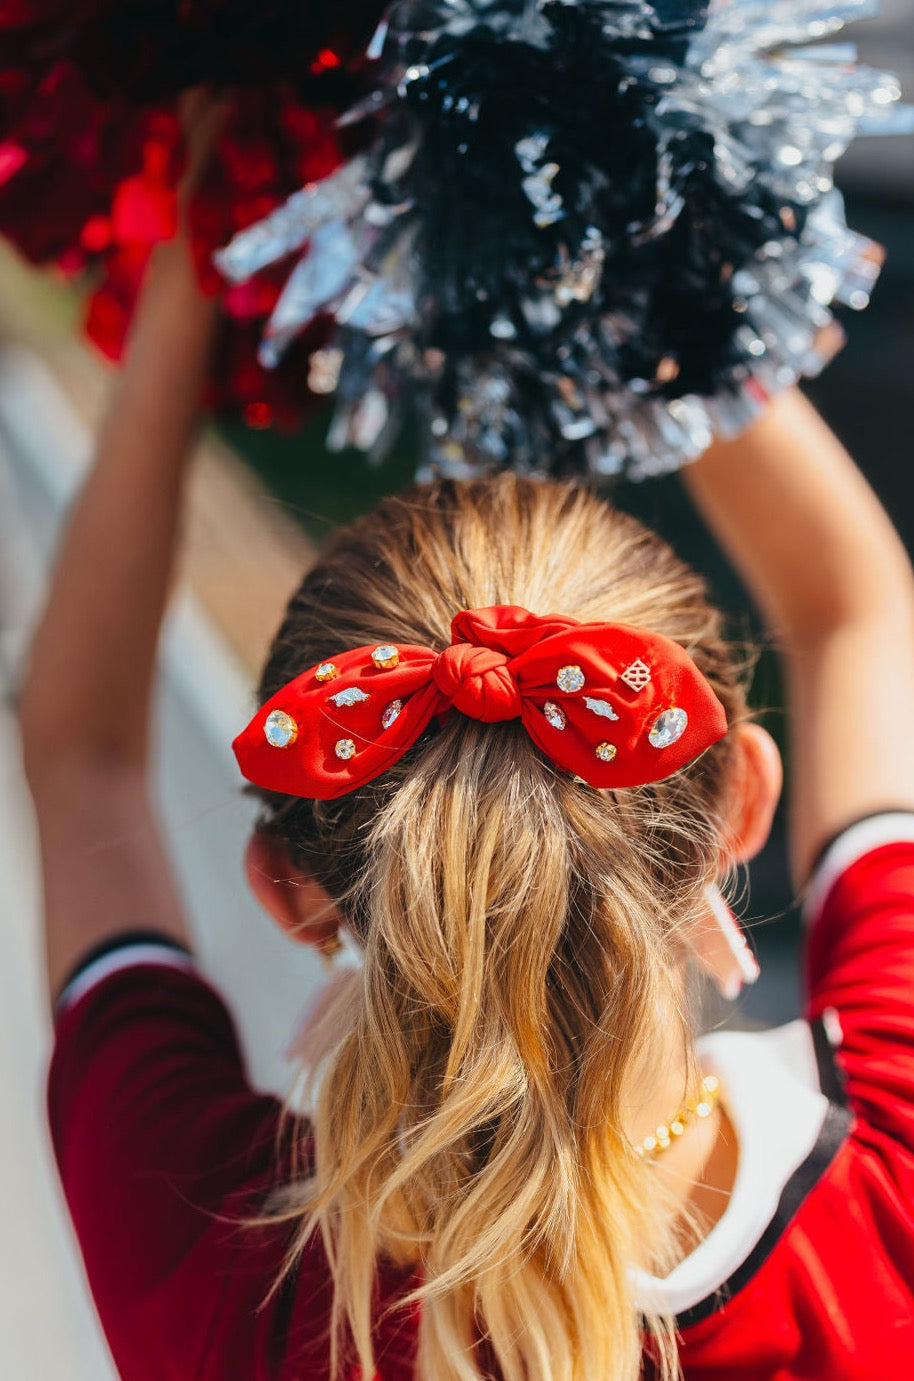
xmin=254 ymin=476 xmax=748 ymax=1379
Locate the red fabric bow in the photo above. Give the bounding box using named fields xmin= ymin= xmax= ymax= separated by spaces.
xmin=233 ymin=605 xmax=728 ymax=800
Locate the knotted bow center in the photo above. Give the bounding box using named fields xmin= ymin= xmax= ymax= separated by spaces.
xmin=432 ymin=643 xmax=523 ymax=722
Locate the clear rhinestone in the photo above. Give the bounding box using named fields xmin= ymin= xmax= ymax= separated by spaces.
xmin=315 ymin=662 xmax=338 ymax=683
xmin=648 ymin=708 xmax=688 ymax=749
xmin=264 ymin=710 xmax=298 ymax=749
xmin=595 ymin=742 xmax=617 ymax=763
xmin=583 ymin=696 xmax=619 ymax=721
xmin=620 ymin=659 xmax=652 ymax=692
xmin=371 ymin=644 xmax=400 ymax=669
xmin=330 ymin=686 xmax=371 ymax=708
xmin=381 ymin=699 xmax=404 ymax=730
xmin=543 ymin=701 xmax=567 ymax=730
xmin=334 ymin=738 xmax=357 ymax=760
xmin=556 ymin=664 xmax=585 ymax=693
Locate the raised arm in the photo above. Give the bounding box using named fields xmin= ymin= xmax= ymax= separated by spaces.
xmin=19 ymin=218 xmax=218 ymax=1003
xmin=683 ymin=387 xmax=914 ymax=886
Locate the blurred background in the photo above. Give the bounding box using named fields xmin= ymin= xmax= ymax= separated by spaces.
xmin=0 ymin=2 xmax=911 ymax=1376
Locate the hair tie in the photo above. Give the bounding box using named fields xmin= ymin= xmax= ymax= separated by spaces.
xmin=234 ymin=604 xmax=727 ymax=800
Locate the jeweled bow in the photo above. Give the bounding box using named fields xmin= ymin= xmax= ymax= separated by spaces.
xmin=233 ymin=605 xmax=728 ymax=799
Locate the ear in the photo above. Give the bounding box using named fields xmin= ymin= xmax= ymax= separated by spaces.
xmin=244 ymin=831 xmax=342 ymax=949
xmin=720 ymin=722 xmax=783 ymax=867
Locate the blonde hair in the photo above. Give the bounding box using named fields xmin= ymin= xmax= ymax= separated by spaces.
xmin=253 ymin=475 xmax=748 ymax=1381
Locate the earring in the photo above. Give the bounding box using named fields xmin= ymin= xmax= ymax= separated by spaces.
xmin=690 ymin=883 xmax=760 ymax=1000
xmin=317 ymin=930 xmax=345 ymax=965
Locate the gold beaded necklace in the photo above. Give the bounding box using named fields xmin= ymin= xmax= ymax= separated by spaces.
xmin=632 ymin=1074 xmax=722 ymax=1159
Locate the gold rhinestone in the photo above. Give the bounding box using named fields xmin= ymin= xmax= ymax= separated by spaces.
xmin=334 ymin=739 xmax=357 ymax=761
xmin=670 ymin=1119 xmax=685 ymax=1137
xmin=702 ymin=1074 xmax=720 ymax=1096
xmin=696 ymin=1101 xmax=712 ymax=1118
xmin=315 ymin=662 xmax=339 ymax=683
xmin=556 ymin=664 xmax=586 ymax=693
xmin=381 ymin=699 xmax=404 ymax=730
xmin=648 ymin=707 xmax=688 ymax=749
xmin=263 ymin=710 xmax=298 ymax=749
xmin=543 ymin=701 xmax=567 ymax=730
xmin=642 ymin=1135 xmax=657 ymax=1153
xmin=371 ymin=644 xmax=400 ymax=670
xmin=595 ymin=742 xmax=617 ymax=763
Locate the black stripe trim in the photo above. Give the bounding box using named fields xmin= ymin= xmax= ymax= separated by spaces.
xmin=810 ymin=1013 xmax=848 ymax=1109
xmin=55 ymin=931 xmax=193 ymax=1008
xmin=675 ymin=1101 xmax=853 ymax=1330
xmin=806 ymin=808 xmax=914 ymax=882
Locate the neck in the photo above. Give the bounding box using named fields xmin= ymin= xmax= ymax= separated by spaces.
xmin=625 ymin=1046 xmax=738 ymax=1264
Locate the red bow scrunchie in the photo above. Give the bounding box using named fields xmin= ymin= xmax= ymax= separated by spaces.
xmin=233 ymin=605 xmax=728 ymax=800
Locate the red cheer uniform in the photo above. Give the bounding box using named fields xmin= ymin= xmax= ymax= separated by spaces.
xmin=48 ymin=812 xmax=914 ymax=1379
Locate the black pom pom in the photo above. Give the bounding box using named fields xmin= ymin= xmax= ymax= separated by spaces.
xmin=219 ymin=0 xmax=904 ymax=477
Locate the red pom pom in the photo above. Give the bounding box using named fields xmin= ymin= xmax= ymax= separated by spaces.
xmin=0 ymin=0 xmax=386 ymax=428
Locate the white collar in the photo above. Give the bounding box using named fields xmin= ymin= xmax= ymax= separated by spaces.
xmin=633 ymin=1020 xmax=829 ymax=1316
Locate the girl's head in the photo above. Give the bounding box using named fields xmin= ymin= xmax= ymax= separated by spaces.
xmin=246 ymin=475 xmax=779 ymax=1381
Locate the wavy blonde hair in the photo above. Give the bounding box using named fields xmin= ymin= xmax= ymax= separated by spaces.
xmin=252 ymin=475 xmax=749 ymax=1381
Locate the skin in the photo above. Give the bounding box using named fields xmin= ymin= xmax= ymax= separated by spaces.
xmin=18 ymin=150 xmax=914 ymax=1256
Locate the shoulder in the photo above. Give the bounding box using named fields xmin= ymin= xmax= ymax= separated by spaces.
xmin=54 ymin=931 xmax=199 ymax=1015
xmin=636 ymin=1016 xmax=849 ymax=1325
xmin=48 ymin=936 xmax=318 ymax=1379
xmin=49 ymin=934 xmax=290 ymax=1227
xmin=653 ymin=811 xmax=914 ymax=1340
xmin=803 ymin=809 xmax=914 ymax=932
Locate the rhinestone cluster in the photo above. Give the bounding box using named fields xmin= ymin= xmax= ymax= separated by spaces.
xmin=648 ymin=707 xmax=688 ymax=748
xmin=556 ymin=664 xmax=585 ymax=693
xmin=264 ymin=710 xmax=298 ymax=748
xmin=583 ymin=696 xmax=619 ymax=721
xmin=382 ymin=699 xmax=404 ymax=729
xmin=330 ymin=686 xmax=371 ymax=708
xmin=543 ymin=701 xmax=567 ymax=730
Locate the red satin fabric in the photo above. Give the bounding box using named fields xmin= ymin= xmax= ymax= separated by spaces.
xmin=432 ymin=644 xmax=522 ymax=721
xmin=233 ymin=604 xmax=728 ymax=800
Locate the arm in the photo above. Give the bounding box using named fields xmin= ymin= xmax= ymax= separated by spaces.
xmin=19 ymin=228 xmax=218 ymax=1003
xmin=683 ymin=387 xmax=914 ymax=886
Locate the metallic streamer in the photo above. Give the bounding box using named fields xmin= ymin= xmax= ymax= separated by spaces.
xmin=215 ymin=0 xmax=911 ymax=479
